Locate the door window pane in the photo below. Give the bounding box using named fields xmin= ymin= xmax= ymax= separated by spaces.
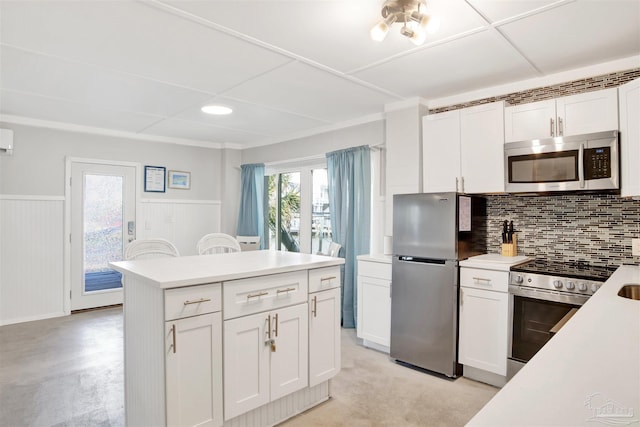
xmin=267 ymin=172 xmax=301 ymax=252
xmin=83 ymin=174 xmax=123 ymax=292
xmin=312 ymin=168 xmax=332 ymax=254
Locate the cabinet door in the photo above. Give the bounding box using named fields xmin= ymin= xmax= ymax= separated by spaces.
xmin=556 ymin=88 xmax=618 ymax=136
xmin=309 ymin=288 xmax=341 ymax=387
xmin=458 ymin=287 xmax=508 ymax=376
xmin=270 ymin=303 xmax=309 ymax=400
xmin=223 ymin=311 xmax=270 ymax=420
xmin=618 ymin=78 xmax=640 ymax=197
xmin=504 ymin=99 xmax=556 ymax=142
xmin=166 ymin=312 xmax=223 ymax=427
xmin=460 ymin=101 xmax=505 ymax=193
xmin=357 ymin=275 xmax=391 ymax=348
xmin=422 ymin=110 xmax=461 ymax=192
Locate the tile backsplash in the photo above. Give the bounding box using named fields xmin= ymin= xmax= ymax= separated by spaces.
xmin=485 ymin=194 xmax=640 ymax=267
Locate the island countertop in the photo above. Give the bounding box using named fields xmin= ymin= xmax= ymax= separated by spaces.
xmin=467 ymin=264 xmax=640 ymax=427
xmin=110 ymin=250 xmax=344 ymax=288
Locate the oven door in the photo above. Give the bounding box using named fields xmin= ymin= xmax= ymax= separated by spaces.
xmin=507 ymin=286 xmax=587 ymax=379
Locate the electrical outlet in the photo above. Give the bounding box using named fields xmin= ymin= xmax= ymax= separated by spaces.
xmin=632 ymin=238 xmax=640 ymax=257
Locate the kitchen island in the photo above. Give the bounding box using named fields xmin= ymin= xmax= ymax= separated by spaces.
xmin=467 ymin=264 xmax=640 ymax=427
xmin=110 ymin=250 xmax=344 ymax=427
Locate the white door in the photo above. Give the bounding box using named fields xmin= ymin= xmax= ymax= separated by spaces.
xmin=223 ymin=311 xmax=270 ymax=420
xmin=309 ymin=288 xmax=341 ymax=387
xmin=422 ymin=110 xmax=461 ymax=193
xmin=619 ymin=78 xmax=640 ymax=197
xmin=458 ymin=286 xmax=509 ymax=376
xmin=270 ymin=303 xmax=308 ymax=401
xmin=70 ymin=162 xmax=136 ymax=310
xmin=504 ymin=99 xmax=556 ymax=142
xmin=556 ymin=88 xmax=618 ymax=137
xmin=166 ymin=312 xmax=223 ymax=427
xmin=358 ymin=275 xmax=391 ymax=347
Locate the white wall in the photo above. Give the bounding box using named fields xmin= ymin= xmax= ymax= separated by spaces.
xmin=0 ymin=122 xmax=226 ymax=325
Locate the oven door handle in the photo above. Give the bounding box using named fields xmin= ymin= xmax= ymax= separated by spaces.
xmin=509 ymin=285 xmax=588 ymax=305
xmin=578 ymin=143 xmax=585 ymax=189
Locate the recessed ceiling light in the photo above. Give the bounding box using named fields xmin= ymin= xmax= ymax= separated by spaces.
xmin=201 ymin=105 xmax=233 ymax=115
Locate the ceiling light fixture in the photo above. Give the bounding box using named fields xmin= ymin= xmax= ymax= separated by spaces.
xmin=371 ymin=0 xmax=440 ymax=45
xmin=201 ymin=105 xmax=233 ymax=115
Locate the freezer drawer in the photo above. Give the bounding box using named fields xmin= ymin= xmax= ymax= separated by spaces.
xmin=390 ymin=257 xmax=458 ymax=377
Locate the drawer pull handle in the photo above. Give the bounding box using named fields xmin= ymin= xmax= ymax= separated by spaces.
xmin=247 ymin=291 xmax=268 ymax=299
xmin=312 ymin=296 xmax=317 ymax=317
xmin=183 ymin=298 xmax=211 ymax=306
xmin=276 ymin=287 xmax=296 ymax=294
xmin=267 ymin=314 xmax=271 ymax=339
xmin=171 ymin=324 xmax=176 ymax=354
xmin=274 ymin=313 xmax=279 ymax=337
xmin=320 ymin=276 xmax=337 ymax=282
xmin=473 ymin=277 xmax=492 ymax=284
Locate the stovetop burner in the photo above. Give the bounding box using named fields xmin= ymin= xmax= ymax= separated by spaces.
xmin=511 ymin=259 xmax=616 ymax=281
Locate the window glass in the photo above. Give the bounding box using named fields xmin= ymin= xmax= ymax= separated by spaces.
xmin=267 ymin=172 xmax=301 ymax=252
xmin=312 ymin=168 xmax=331 ymax=254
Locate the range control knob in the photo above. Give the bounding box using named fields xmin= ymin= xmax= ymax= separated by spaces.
xmin=591 ymin=283 xmax=601 ymax=293
xmin=553 ymin=280 xmax=563 ymax=289
xmin=514 ymin=274 xmax=524 ymax=284
xmin=566 ymin=281 xmax=575 ymax=290
xmin=578 ymin=282 xmax=588 ymax=292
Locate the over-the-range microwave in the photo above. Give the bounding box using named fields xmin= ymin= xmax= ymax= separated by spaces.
xmin=504 ymin=130 xmax=619 ymax=193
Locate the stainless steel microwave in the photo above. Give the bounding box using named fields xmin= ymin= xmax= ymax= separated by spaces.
xmin=504 ymin=130 xmax=619 ymax=193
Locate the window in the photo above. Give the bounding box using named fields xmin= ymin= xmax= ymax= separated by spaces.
xmin=265 ymin=164 xmax=330 ymax=254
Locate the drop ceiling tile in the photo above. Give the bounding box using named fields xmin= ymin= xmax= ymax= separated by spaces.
xmin=176 ymin=97 xmax=329 ymax=136
xmin=223 ymin=62 xmax=398 ymax=122
xmin=0 ymin=46 xmax=212 ymax=117
xmin=164 ymin=0 xmax=488 ymax=73
xmin=353 ymin=30 xmax=538 ymax=99
xmin=467 ymin=0 xmax=560 ymax=22
xmin=497 ymin=0 xmax=640 ymax=73
xmin=0 ymin=0 xmax=292 ymax=93
xmin=143 ymin=118 xmax=264 ymax=145
xmin=0 ymin=89 xmax=164 ymax=132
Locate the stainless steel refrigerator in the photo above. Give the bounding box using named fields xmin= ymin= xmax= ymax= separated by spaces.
xmin=390 ymin=192 xmax=486 ymax=377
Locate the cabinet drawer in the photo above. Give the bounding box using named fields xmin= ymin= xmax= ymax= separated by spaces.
xmin=460 ymin=268 xmax=509 ymax=293
xmin=165 ymin=283 xmax=221 ymax=321
xmin=309 ymin=266 xmax=341 ymax=293
xmin=223 ymin=271 xmax=308 ymax=320
xmin=357 ymin=260 xmax=391 ymax=280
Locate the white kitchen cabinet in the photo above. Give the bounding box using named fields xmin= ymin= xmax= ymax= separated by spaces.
xmin=357 ymin=256 xmax=392 ymax=352
xmin=166 ymin=312 xmax=223 ymax=427
xmin=459 ymin=267 xmax=510 ymax=379
xmin=505 ymin=88 xmax=618 ymax=142
xmin=618 ymin=78 xmax=640 ymax=198
xmin=423 ymin=101 xmax=505 ymax=193
xmin=309 ymin=286 xmax=341 ymax=386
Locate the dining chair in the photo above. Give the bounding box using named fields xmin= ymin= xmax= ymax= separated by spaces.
xmin=236 ymin=236 xmax=261 ymax=251
xmin=318 ymin=241 xmax=342 ymax=257
xmin=124 ymin=238 xmax=180 ymax=260
xmin=197 ymin=233 xmax=241 ymax=255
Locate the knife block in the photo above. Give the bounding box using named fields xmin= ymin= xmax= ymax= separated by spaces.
xmin=501 ymin=234 xmax=518 ymax=257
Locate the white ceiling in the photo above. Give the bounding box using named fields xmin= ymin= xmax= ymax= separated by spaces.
xmin=1 ymin=0 xmax=639 ymax=149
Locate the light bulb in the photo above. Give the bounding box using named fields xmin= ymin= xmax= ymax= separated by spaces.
xmin=425 ymin=15 xmax=441 ymax=34
xmin=370 ymin=21 xmax=389 ymax=42
xmin=410 ymin=28 xmax=427 ymax=45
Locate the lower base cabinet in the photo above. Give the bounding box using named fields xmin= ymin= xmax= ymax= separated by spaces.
xmin=223 ymin=303 xmax=308 ymax=421
xmin=356 ymin=257 xmax=392 ymax=352
xmin=309 ymin=287 xmax=341 ymax=386
xmin=166 ymin=312 xmax=223 ymax=427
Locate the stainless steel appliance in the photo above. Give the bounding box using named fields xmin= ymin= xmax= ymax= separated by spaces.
xmin=507 ymin=259 xmax=615 ymax=379
xmin=391 ymin=192 xmax=486 ymax=377
xmin=504 ymin=130 xmax=619 ymax=193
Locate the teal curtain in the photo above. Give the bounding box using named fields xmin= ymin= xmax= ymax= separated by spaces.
xmin=236 ymin=164 xmax=265 ymax=249
xmin=326 ymin=146 xmax=371 ymax=328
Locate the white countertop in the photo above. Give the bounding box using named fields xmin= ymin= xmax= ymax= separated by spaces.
xmin=357 ymin=253 xmax=392 ymax=264
xmin=110 ymin=250 xmax=344 ymax=289
xmin=467 ymin=264 xmax=640 ymax=427
xmin=459 ymin=254 xmax=531 ymax=271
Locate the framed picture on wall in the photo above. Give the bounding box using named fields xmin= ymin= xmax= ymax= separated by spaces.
xmin=144 ymin=166 xmax=166 ymax=192
xmin=168 ymin=170 xmax=191 ymax=190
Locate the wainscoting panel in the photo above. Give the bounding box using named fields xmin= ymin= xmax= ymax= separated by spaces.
xmin=139 ymin=199 xmax=221 ymax=256
xmin=0 ymin=196 xmax=65 ymax=325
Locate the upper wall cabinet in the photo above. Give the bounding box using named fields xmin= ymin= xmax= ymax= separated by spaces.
xmin=618 ymin=78 xmax=640 ymax=198
xmin=504 ymin=88 xmax=619 ymax=142
xmin=423 ymin=101 xmax=505 ymax=194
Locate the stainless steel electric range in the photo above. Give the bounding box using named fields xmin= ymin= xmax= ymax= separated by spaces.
xmin=507 ymin=259 xmax=616 ymax=379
